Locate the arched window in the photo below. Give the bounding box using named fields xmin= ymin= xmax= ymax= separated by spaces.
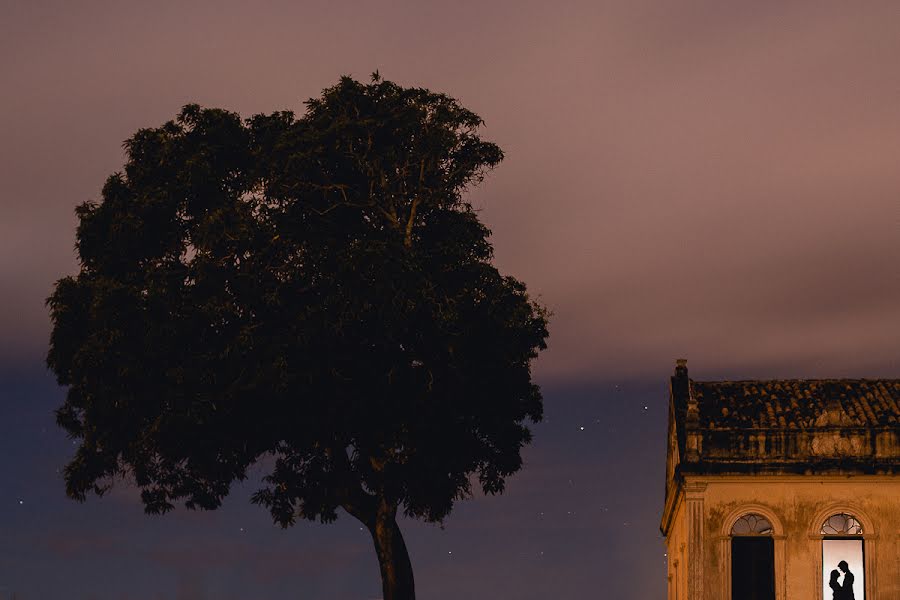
xmin=821 ymin=513 xmax=864 ymax=600
xmin=731 ymin=513 xmax=774 ymax=536
xmin=821 ymin=513 xmax=863 ymax=536
xmin=731 ymin=513 xmax=775 ymax=600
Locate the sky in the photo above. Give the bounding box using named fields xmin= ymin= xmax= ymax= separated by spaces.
xmin=1 ymin=1 xmax=899 ymax=598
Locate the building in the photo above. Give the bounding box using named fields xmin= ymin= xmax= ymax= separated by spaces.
xmin=660 ymin=360 xmax=900 ymax=600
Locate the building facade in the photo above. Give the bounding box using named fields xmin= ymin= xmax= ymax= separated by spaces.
xmin=660 ymin=360 xmax=900 ymax=600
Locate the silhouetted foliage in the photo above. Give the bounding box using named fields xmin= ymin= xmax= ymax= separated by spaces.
xmin=47 ymin=74 xmax=548 ymax=600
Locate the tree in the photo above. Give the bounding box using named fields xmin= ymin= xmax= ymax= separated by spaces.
xmin=47 ymin=74 xmax=549 ymax=600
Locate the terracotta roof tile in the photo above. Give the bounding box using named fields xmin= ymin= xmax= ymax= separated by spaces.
xmin=690 ymin=379 xmax=900 ymax=429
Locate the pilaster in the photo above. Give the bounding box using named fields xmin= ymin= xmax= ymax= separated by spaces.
xmin=685 ymin=481 xmax=707 ymax=600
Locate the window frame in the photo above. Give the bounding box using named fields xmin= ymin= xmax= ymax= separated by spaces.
xmin=811 ymin=506 xmax=876 ymax=600
xmin=719 ymin=505 xmax=786 ymax=600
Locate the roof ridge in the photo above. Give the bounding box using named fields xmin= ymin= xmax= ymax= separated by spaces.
xmin=692 ymin=378 xmax=900 ymax=384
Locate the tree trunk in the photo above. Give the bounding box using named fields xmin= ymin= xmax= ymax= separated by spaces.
xmin=369 ymin=500 xmax=415 ymax=600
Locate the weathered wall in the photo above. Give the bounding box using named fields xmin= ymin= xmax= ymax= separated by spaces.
xmin=678 ymin=474 xmax=900 ymax=600
xmin=691 ymin=426 xmax=900 ymax=469
xmin=666 ymin=497 xmax=688 ymax=599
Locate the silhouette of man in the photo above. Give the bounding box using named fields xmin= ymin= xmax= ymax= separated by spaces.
xmin=838 ymin=561 xmax=855 ymax=600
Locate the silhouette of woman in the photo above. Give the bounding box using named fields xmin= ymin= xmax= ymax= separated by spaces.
xmin=829 ymin=570 xmax=843 ymax=599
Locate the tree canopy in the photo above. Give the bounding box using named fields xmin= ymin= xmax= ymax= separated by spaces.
xmin=47 ymin=74 xmax=549 ymax=599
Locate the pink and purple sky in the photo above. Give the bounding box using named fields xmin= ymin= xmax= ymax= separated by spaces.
xmin=1 ymin=1 xmax=898 ymax=598
xmin=3 ymin=1 xmax=899 ymax=378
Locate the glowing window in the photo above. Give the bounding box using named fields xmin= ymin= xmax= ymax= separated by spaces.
xmin=821 ymin=513 xmax=865 ymax=599
xmin=822 ymin=540 xmax=864 ymax=599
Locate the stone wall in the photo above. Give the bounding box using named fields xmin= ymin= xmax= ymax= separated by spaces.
xmin=669 ymin=474 xmax=900 ymax=600
xmin=688 ymin=426 xmax=900 ymax=470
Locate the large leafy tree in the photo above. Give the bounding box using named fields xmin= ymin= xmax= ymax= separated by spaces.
xmin=47 ymin=75 xmax=548 ymax=600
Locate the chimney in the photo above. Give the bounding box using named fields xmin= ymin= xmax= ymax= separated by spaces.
xmin=674 ymin=359 xmax=702 ymax=462
xmin=672 ymin=359 xmax=690 ymax=408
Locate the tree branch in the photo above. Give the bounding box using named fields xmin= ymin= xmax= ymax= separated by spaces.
xmin=328 ymin=445 xmax=377 ymax=526
xmin=404 ymin=198 xmax=419 ymax=248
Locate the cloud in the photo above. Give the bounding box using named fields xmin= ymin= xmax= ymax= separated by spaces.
xmin=1 ymin=0 xmax=897 ymax=380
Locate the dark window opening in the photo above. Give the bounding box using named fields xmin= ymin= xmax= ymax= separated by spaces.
xmin=732 ymin=537 xmax=775 ymax=600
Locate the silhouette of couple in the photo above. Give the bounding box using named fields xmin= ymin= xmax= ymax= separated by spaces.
xmin=828 ymin=561 xmax=855 ymax=600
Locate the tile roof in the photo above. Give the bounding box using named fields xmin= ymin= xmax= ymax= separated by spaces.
xmin=690 ymin=379 xmax=900 ymax=429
